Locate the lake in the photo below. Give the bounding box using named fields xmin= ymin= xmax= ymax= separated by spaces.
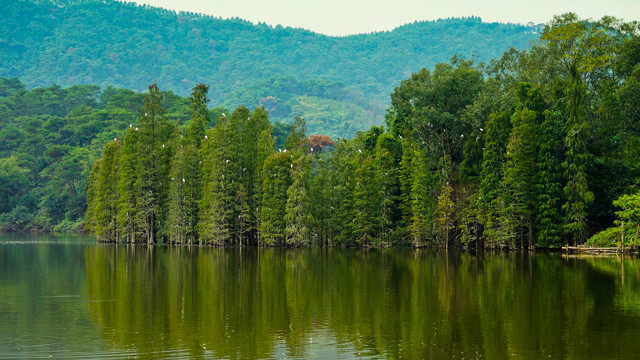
xmin=1 ymin=234 xmax=640 ymax=359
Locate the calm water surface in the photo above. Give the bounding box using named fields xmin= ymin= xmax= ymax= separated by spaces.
xmin=1 ymin=234 xmax=640 ymax=359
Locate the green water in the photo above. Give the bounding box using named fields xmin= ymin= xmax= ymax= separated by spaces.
xmin=1 ymin=234 xmax=640 ymax=359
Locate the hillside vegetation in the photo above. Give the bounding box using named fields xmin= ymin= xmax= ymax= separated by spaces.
xmin=85 ymin=14 xmax=640 ymax=248
xmin=1 ymin=0 xmax=539 ymax=137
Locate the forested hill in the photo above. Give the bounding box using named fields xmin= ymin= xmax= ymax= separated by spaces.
xmin=1 ymin=0 xmax=539 ymax=137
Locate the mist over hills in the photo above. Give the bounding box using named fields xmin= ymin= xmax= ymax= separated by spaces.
xmin=1 ymin=0 xmax=540 ymax=137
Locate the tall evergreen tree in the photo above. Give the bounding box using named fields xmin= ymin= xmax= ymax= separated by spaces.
xmin=562 ymin=65 xmax=594 ymax=245
xmin=94 ymin=140 xmax=121 ymax=242
xmin=285 ymin=156 xmax=312 ymax=246
xmin=198 ymin=117 xmax=234 ymax=245
xmin=117 ymin=126 xmax=139 ymax=243
xmin=478 ymin=111 xmax=512 ymax=246
xmin=433 ymin=181 xmax=455 ymax=247
xmin=134 ymin=83 xmax=171 ymax=244
xmin=534 ymin=108 xmax=564 ymax=247
xmin=260 ymin=152 xmax=292 ymax=246
xmin=410 ymin=146 xmax=437 ymax=247
xmin=352 ymin=155 xmax=380 ymax=247
xmin=373 ymin=133 xmax=401 ymax=245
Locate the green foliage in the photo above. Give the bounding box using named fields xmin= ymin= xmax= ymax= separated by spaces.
xmin=285 ymin=156 xmax=313 ymax=246
xmin=562 ymin=65 xmax=594 ymax=244
xmin=2 ymin=0 xmax=537 ymax=138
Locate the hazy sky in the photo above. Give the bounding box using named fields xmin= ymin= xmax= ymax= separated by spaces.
xmin=131 ymin=0 xmax=640 ymax=36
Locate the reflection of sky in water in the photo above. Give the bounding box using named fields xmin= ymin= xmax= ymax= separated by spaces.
xmin=2 ymin=233 xmax=640 ymax=359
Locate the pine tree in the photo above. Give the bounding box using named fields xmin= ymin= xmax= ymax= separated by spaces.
xmin=433 ymin=181 xmax=455 ymax=247
xmin=134 ymin=83 xmax=171 ymax=244
xmin=503 ymin=106 xmax=539 ymax=248
xmin=236 ymin=184 xmax=252 ymax=246
xmin=352 ymin=155 xmax=380 ymax=247
xmin=285 ymin=156 xmax=312 ymax=246
xmin=117 ymin=127 xmax=139 ymax=243
xmin=260 ymin=152 xmax=292 ymax=246
xmin=534 ymin=109 xmax=564 ymax=247
xmin=186 ymin=83 xmax=210 ymax=148
xmin=85 ymin=158 xmax=101 ymax=235
xmin=243 ymin=106 xmax=273 ymax=245
xmin=373 ymin=133 xmax=401 ymax=246
xmin=398 ymin=135 xmax=414 ymax=228
xmin=94 ymin=140 xmax=121 ymax=242
xmin=167 ymin=128 xmax=188 ymax=244
xmin=198 ymin=120 xmax=234 ymax=245
xmin=562 ymin=65 xmax=594 ymax=245
xmin=478 ymin=111 xmax=512 ymax=246
xmin=410 ymin=146 xmax=437 ymax=247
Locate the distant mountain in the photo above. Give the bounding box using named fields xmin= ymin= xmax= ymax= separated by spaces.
xmin=0 ymin=0 xmax=540 ymax=137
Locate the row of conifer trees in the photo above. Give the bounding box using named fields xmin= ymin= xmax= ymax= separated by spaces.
xmin=86 ymin=83 xmax=316 ymax=246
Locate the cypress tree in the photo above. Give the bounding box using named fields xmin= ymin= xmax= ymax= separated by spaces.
xmin=373 ymin=133 xmax=401 ymax=246
xmin=534 ymin=108 xmax=564 ymax=247
xmin=198 ymin=118 xmax=234 ymax=245
xmin=562 ymin=65 xmax=594 ymax=245
xmin=94 ymin=140 xmax=121 ymax=242
xmin=285 ymin=156 xmax=312 ymax=246
xmin=260 ymin=152 xmax=292 ymax=246
xmin=134 ymin=83 xmax=171 ymax=244
xmin=410 ymin=146 xmax=437 ymax=247
xmin=117 ymin=127 xmax=139 ymax=243
xmin=433 ymin=181 xmax=455 ymax=247
xmin=85 ymin=158 xmax=101 ymax=235
xmin=478 ymin=111 xmax=512 ymax=246
xmin=352 ymin=155 xmax=380 ymax=247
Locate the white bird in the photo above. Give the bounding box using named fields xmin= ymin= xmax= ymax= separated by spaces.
xmin=182 ymin=178 xmax=185 ymax=183
xmin=226 ymin=159 xmax=229 ymax=163
xmin=399 ymin=134 xmax=403 ymax=139
xmin=162 ymin=144 xmax=165 ymax=148
xmin=460 ymin=134 xmax=464 ymax=138
xmin=279 ymin=148 xmax=282 ymax=152
xmin=480 ymin=128 xmax=484 ymax=132
xmin=222 ymin=113 xmax=226 ymax=117
xmin=310 ymin=147 xmax=314 ymax=152
xmin=114 ymin=138 xmax=117 ymax=141
xmin=283 ymin=149 xmax=287 ymax=153
xmin=135 ymin=127 xmax=139 ymax=131
xmin=129 ymin=123 xmax=132 ymax=127
xmin=204 ymin=135 xmax=208 ymax=139
xmin=358 ymin=149 xmax=362 ymax=153
xmin=145 ymin=113 xmax=147 ymax=116
xmin=290 ymin=164 xmax=293 ymax=168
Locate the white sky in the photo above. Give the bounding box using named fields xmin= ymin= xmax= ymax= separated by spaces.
xmin=131 ymin=0 xmax=640 ymax=36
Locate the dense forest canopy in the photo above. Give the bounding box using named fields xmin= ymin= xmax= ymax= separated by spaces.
xmin=1 ymin=0 xmax=539 ymax=137
xmin=83 ymin=13 xmax=640 ymax=248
